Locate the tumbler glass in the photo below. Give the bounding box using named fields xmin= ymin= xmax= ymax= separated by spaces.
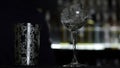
xmin=14 ymin=23 xmax=40 ymax=66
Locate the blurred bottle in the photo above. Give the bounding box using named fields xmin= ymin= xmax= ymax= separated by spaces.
xmin=84 ymin=19 xmax=94 ymax=43
xmin=109 ymin=12 xmax=119 ymax=44
xmin=101 ymin=0 xmax=109 ymax=12
xmin=95 ymin=0 xmax=102 ymax=12
xmin=83 ymin=0 xmax=95 ymax=43
xmin=110 ymin=0 xmax=120 ymax=49
xmin=94 ymin=13 xmax=102 ymax=43
xmin=61 ymin=25 xmax=70 ymax=43
xmin=91 ymin=0 xmax=103 ymax=43
xmin=78 ymin=27 xmax=85 ymax=43
xmin=111 ymin=0 xmax=117 ymax=11
xmin=102 ymin=12 xmax=110 ymax=45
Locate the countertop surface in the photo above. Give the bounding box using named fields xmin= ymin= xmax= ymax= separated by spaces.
xmin=0 ymin=65 xmax=120 ymax=68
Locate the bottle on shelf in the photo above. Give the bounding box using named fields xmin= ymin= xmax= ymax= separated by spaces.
xmin=78 ymin=26 xmax=85 ymax=43
xmin=109 ymin=12 xmax=119 ymax=44
xmin=94 ymin=13 xmax=102 ymax=43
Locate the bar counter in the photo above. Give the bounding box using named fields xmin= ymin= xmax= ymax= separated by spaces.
xmin=0 ymin=65 xmax=120 ymax=68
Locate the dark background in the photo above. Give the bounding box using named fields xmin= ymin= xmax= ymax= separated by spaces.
xmin=0 ymin=0 xmax=120 ymax=67
xmin=0 ymin=0 xmax=57 ymax=66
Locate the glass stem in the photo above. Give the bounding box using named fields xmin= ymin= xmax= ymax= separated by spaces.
xmin=71 ymin=31 xmax=78 ymax=64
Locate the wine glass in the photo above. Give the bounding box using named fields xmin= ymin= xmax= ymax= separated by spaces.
xmin=60 ymin=3 xmax=89 ymax=67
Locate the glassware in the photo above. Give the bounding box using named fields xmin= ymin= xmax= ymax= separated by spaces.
xmin=60 ymin=2 xmax=89 ymax=67
xmin=14 ymin=23 xmax=40 ymax=66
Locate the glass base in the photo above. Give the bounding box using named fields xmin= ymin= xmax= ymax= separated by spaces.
xmin=63 ymin=62 xmax=87 ymax=67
